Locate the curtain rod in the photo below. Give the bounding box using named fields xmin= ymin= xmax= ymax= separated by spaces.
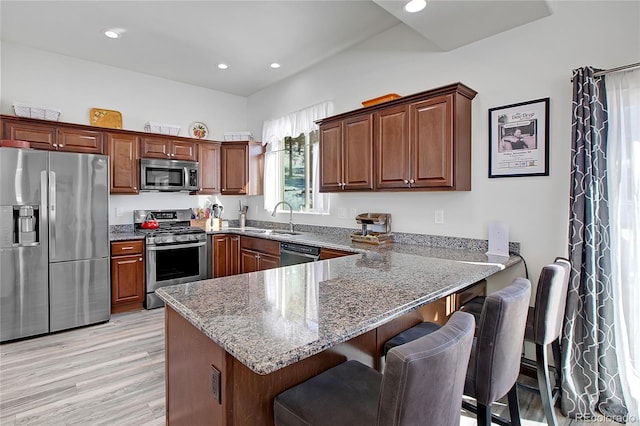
xmin=570 ymin=62 xmax=640 ymax=82
xmin=593 ymin=62 xmax=640 ymax=77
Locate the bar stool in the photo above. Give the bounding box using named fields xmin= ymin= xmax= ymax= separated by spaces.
xmin=384 ymin=277 xmax=532 ymax=426
xmin=460 ymin=258 xmax=570 ymax=426
xmin=273 ymin=311 xmax=476 ymax=426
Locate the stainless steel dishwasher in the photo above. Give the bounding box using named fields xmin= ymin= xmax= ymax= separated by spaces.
xmin=280 ymin=242 xmax=321 ymax=266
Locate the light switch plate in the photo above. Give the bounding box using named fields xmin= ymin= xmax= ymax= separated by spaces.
xmin=487 ymin=221 xmax=509 ymax=257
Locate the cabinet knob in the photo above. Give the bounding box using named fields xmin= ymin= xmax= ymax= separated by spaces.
xmin=409 ymin=179 xmax=415 ymax=184
xmin=167 ymin=153 xmax=171 ymax=157
xmin=404 ymin=179 xmax=409 ymax=184
xmin=59 ymin=144 xmax=64 ymax=148
xmin=53 ymin=144 xmax=58 ymax=148
xmin=139 ymin=258 xmax=143 ymax=261
xmin=134 ymin=186 xmax=137 ymax=190
xmin=222 ymin=188 xmax=226 ymax=192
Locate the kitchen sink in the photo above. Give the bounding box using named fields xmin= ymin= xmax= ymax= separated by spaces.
xmin=245 ymin=229 xmax=301 ymax=236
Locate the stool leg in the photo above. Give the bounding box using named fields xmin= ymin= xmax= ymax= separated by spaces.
xmin=536 ymin=343 xmax=559 ymax=426
xmin=551 ymin=339 xmax=562 ymax=400
xmin=507 ymin=384 xmax=522 ymax=426
xmin=477 ymin=403 xmax=491 ymax=426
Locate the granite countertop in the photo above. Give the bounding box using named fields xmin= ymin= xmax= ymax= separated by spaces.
xmin=157 ymin=227 xmax=520 ymax=375
xmin=109 ymin=231 xmax=145 ymax=242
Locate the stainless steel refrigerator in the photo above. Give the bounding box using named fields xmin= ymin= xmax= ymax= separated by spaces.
xmin=0 ymin=147 xmax=110 ymax=342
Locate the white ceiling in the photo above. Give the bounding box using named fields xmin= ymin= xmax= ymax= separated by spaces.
xmin=0 ymin=1 xmax=551 ymax=97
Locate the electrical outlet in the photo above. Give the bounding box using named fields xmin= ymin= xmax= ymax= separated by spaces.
xmin=434 ymin=209 xmax=444 ymax=224
xmin=349 ymin=208 xmax=357 ymax=217
xmin=115 ymin=207 xmax=123 ymax=217
xmin=211 ymin=365 xmax=221 ymax=404
xmin=337 ymin=208 xmax=347 ymax=219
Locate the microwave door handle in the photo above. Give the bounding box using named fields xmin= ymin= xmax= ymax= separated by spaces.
xmin=49 ymin=171 xmax=56 ymax=259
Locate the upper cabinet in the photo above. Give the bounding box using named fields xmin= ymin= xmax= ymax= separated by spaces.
xmin=220 ymin=141 xmax=264 ymax=195
xmin=319 ymin=114 xmax=373 ymax=192
xmin=318 ymin=83 xmax=477 ymax=192
xmin=197 ymin=141 xmax=221 ymax=194
xmin=108 ymin=133 xmax=140 ymax=194
xmin=141 ymin=136 xmax=196 ymax=161
xmin=2 ymin=116 xmax=105 ymax=154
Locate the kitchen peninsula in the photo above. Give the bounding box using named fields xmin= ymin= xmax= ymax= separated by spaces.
xmin=156 ymin=230 xmax=520 ymax=426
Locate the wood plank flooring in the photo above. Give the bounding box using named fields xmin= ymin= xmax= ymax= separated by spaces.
xmin=0 ymin=308 xmax=621 ymax=425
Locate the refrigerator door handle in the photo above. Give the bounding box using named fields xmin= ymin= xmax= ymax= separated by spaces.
xmin=49 ymin=171 xmax=56 ymax=259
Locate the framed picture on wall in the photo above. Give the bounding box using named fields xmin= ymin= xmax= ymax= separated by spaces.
xmin=488 ymin=97 xmax=550 ymax=178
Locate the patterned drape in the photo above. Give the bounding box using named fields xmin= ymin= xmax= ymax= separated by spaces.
xmin=562 ymin=66 xmax=628 ymax=422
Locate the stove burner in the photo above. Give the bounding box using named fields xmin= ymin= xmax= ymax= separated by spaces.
xmin=133 ymin=209 xmax=206 ymax=245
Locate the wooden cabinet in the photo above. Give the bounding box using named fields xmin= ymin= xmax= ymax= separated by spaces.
xmin=213 ymin=234 xmax=240 ymax=278
xmin=57 ymin=127 xmax=104 ymax=154
xmin=319 ymin=114 xmax=373 ymax=192
xmin=240 ymin=236 xmax=280 ymax=273
xmin=376 ymin=95 xmax=457 ymax=189
xmin=141 ymin=136 xmax=196 ymax=161
xmin=108 ymin=133 xmax=140 ymax=194
xmin=1 ymin=116 xmax=104 ymax=154
xmin=319 ymin=247 xmax=356 ymax=260
xmin=420 ymin=279 xmax=486 ymax=326
xmin=220 ymin=141 xmax=264 ymax=195
xmin=318 ymin=83 xmax=477 ymax=192
xmin=110 ymin=240 xmax=145 ymax=313
xmin=2 ymin=118 xmax=57 ymax=150
xmin=197 ymin=141 xmax=221 ymax=194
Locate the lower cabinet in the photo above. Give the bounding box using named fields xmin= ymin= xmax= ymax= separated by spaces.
xmin=213 ymin=234 xmax=240 ymax=278
xmin=240 ymin=236 xmax=280 ymax=273
xmin=420 ymin=279 xmax=486 ymax=325
xmin=110 ymin=240 xmax=145 ymax=313
xmin=319 ymin=247 xmax=356 ymax=260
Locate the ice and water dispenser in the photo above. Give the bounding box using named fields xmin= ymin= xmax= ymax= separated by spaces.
xmin=13 ymin=205 xmax=39 ymax=245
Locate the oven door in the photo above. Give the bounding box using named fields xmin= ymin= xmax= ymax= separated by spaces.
xmin=145 ymin=240 xmax=207 ymax=309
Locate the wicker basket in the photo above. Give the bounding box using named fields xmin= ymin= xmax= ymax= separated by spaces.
xmin=144 ymin=121 xmax=180 ymax=136
xmin=13 ymin=103 xmax=61 ymax=121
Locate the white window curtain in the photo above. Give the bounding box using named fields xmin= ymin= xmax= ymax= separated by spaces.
xmin=607 ymin=68 xmax=640 ymax=425
xmin=262 ymin=101 xmax=333 ymax=212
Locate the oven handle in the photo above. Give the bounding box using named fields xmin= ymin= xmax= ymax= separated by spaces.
xmin=146 ymin=241 xmax=206 ymax=251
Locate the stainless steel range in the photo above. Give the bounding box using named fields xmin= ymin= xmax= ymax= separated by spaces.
xmin=134 ymin=209 xmax=207 ymax=309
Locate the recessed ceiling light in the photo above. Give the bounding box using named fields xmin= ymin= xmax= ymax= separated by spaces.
xmin=270 ymin=63 xmax=281 ymax=69
xmin=104 ymin=30 xmax=120 ymax=39
xmin=404 ymin=0 xmax=427 ymax=13
xmin=218 ymin=63 xmax=229 ymax=70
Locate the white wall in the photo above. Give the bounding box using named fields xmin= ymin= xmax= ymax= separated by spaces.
xmin=246 ymin=1 xmax=640 ymax=285
xmin=0 ymin=41 xmax=248 ymax=224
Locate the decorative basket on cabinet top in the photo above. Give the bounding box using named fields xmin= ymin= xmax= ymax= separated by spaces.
xmin=13 ymin=103 xmax=61 ymax=121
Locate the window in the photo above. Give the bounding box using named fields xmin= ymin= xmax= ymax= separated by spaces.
xmin=262 ymin=101 xmax=333 ymax=214
xmin=283 ymin=131 xmax=319 ymax=211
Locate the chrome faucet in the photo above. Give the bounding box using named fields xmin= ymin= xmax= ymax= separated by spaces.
xmin=271 ymin=201 xmax=294 ymax=232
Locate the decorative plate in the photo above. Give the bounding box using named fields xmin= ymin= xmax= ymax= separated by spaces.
xmin=189 ymin=121 xmax=209 ymax=139
xmin=90 ymin=108 xmax=122 ymax=129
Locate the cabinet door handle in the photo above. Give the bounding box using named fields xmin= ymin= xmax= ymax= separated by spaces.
xmin=121 ymin=246 xmax=134 ymax=250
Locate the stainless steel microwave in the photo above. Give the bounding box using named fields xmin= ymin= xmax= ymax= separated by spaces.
xmin=140 ymin=158 xmax=199 ymax=192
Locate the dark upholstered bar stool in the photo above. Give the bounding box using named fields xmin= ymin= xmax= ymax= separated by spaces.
xmin=384 ymin=277 xmax=532 ymax=426
xmin=460 ymin=258 xmax=570 ymax=426
xmin=273 ymin=311 xmax=475 ymax=426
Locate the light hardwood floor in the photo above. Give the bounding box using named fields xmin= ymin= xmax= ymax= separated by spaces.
xmin=0 ymin=309 xmax=620 ymax=425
